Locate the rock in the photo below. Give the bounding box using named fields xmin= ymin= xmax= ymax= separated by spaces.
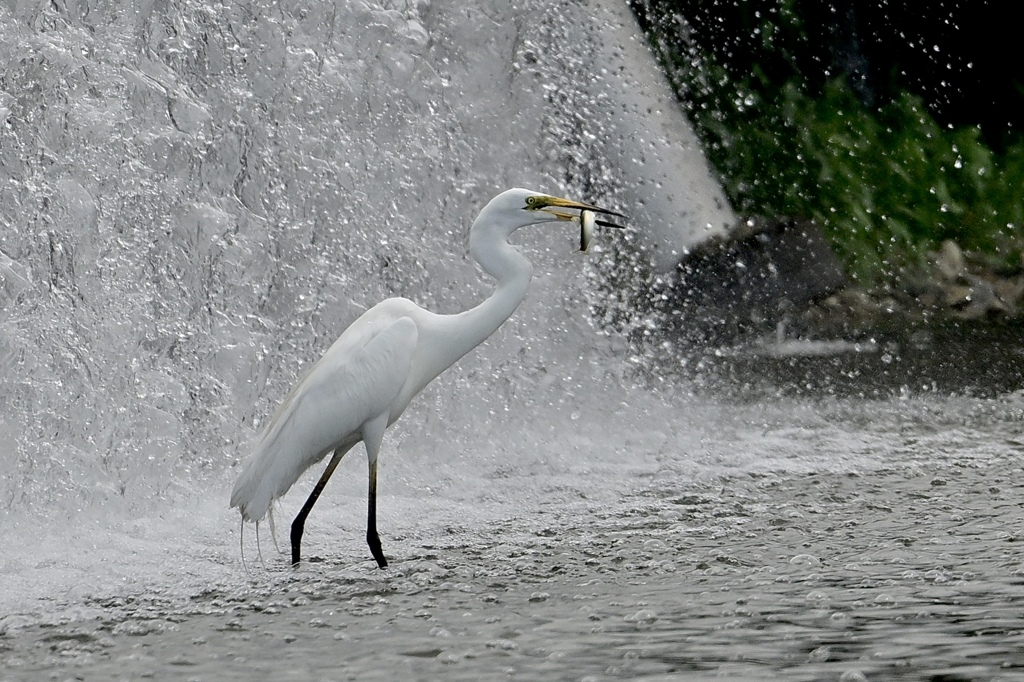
xmin=953 ymin=275 xmax=1010 ymax=319
xmin=933 ymin=240 xmax=966 ymax=282
xmin=663 ymin=217 xmax=848 ymax=342
xmin=651 ymin=218 xmax=1021 ymax=347
xmin=943 ymin=284 xmax=974 ymax=308
xmin=993 ymin=276 xmax=1024 ymax=311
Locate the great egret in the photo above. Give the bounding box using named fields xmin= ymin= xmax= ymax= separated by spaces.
xmin=229 ymin=188 xmax=624 ymax=567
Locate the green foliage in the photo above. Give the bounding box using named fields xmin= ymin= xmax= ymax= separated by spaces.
xmin=662 ymin=48 xmax=1024 ymax=285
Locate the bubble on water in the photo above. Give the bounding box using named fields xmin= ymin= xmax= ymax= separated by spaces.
xmin=643 ymin=539 xmax=669 ymax=552
xmin=808 ymin=645 xmax=831 ymax=661
xmin=437 ymin=651 xmax=461 ymax=664
xmin=624 ymin=609 xmax=658 ymax=626
xmin=112 ymin=621 xmax=162 ymax=637
xmin=790 ymin=554 xmax=821 ymax=567
xmin=805 ymin=590 xmax=829 ymax=603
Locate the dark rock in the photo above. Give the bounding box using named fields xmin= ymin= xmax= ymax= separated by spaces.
xmin=659 ymin=217 xmax=847 ymax=343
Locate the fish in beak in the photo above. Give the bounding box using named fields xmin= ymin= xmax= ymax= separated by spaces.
xmin=526 ymin=194 xmax=626 ymax=251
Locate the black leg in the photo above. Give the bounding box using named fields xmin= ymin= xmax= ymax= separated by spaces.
xmin=367 ymin=458 xmax=388 ymax=569
xmin=291 ymin=449 xmax=345 ymax=566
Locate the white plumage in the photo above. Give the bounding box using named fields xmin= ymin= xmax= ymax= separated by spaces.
xmin=229 ymin=188 xmax=624 ymax=568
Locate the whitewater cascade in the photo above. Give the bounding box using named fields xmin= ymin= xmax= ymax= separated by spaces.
xmin=0 ymin=0 xmax=733 ymax=520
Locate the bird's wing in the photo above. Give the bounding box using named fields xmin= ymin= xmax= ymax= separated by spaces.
xmin=230 ymin=315 xmax=418 ymax=522
xmin=300 ymin=314 xmax=419 ymax=438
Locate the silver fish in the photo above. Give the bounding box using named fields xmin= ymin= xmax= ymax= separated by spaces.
xmin=580 ymin=209 xmax=596 ymax=252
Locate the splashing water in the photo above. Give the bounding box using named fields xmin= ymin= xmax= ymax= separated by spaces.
xmin=0 ymin=0 xmax=717 ymax=617
xmin=2 ymin=10 xmax=1022 ymax=677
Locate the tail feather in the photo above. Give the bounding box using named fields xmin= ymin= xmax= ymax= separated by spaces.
xmin=229 ymin=443 xmax=280 ymax=522
xmin=230 ymin=426 xmax=312 ymax=522
xmin=230 ymin=398 xmax=332 ymax=522
xmin=230 ymin=429 xmax=358 ymax=523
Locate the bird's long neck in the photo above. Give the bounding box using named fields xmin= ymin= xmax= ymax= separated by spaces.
xmin=421 ymin=221 xmax=533 ymax=383
xmin=454 ymin=227 xmax=533 ymax=352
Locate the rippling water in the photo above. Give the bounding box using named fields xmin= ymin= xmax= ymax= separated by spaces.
xmin=3 ymin=384 xmax=1023 ymax=680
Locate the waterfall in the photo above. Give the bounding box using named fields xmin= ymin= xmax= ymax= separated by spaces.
xmin=0 ymin=0 xmax=735 ymax=614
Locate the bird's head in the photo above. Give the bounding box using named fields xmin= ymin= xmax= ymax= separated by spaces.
xmin=480 ymin=188 xmax=625 ymax=251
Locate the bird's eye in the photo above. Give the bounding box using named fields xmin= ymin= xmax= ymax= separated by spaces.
xmin=525 ymin=196 xmax=538 ymax=209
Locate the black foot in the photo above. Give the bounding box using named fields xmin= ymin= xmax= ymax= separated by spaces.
xmin=367 ymin=532 xmax=388 ymax=569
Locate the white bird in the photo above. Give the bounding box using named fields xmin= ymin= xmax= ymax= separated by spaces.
xmin=229 ymin=188 xmax=624 ymax=568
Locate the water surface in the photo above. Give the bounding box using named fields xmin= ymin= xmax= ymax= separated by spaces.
xmin=3 ymin=383 xmax=1022 ymax=681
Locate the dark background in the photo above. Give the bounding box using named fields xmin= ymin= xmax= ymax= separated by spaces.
xmin=636 ymin=0 xmax=1021 ymax=150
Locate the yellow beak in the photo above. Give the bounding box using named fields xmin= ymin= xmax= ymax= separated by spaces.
xmin=535 ymin=195 xmax=626 ymax=221
xmin=532 ymin=195 xmax=626 ymax=252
